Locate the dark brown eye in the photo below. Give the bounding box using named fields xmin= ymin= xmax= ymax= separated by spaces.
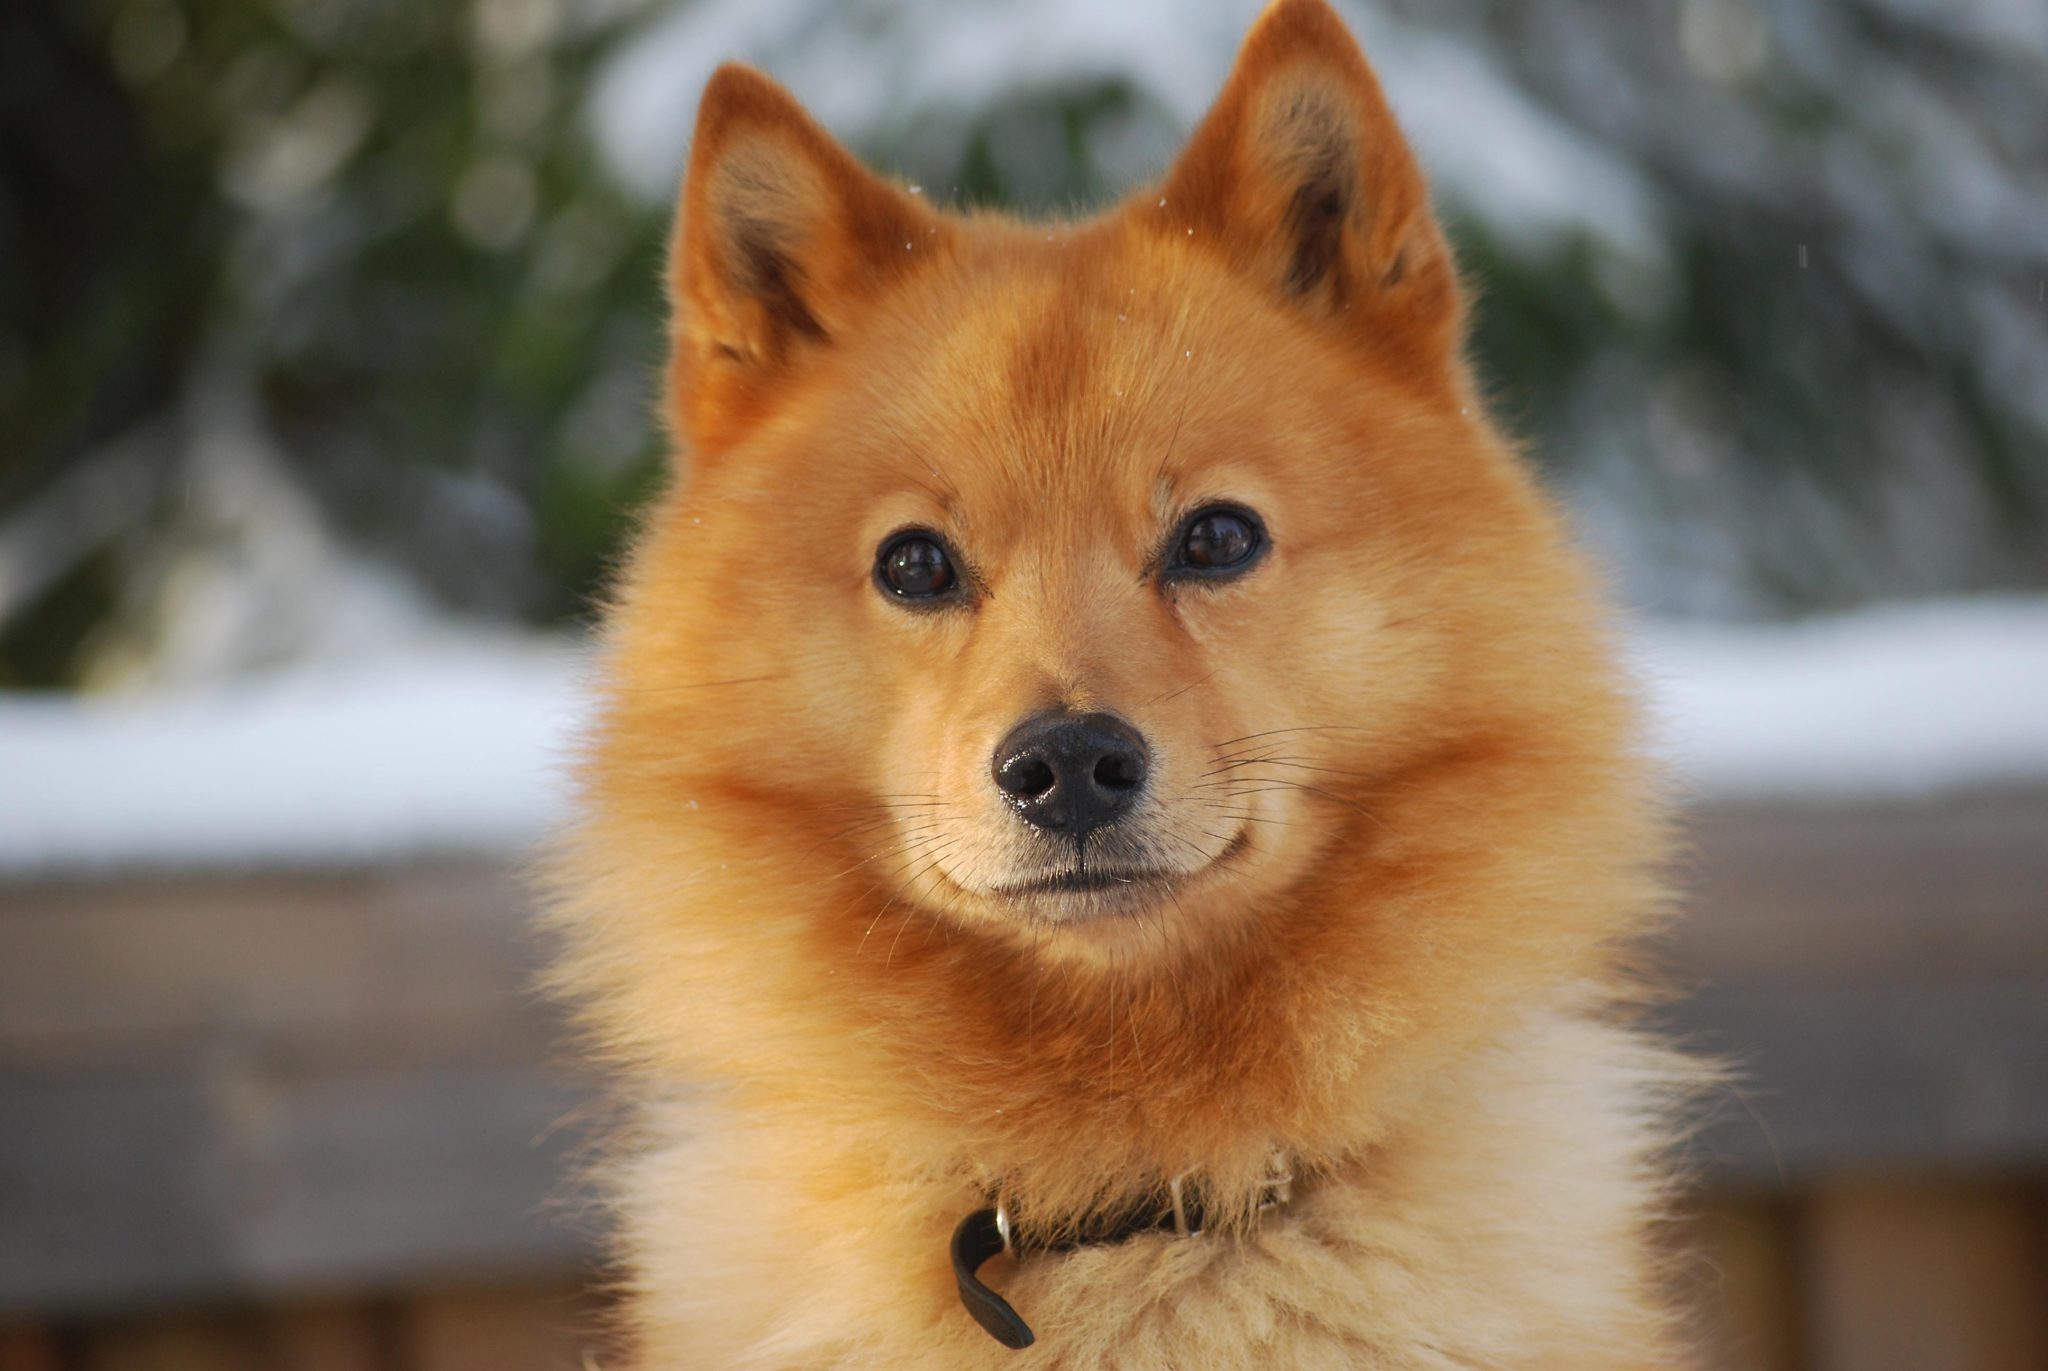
xmin=1174 ymin=506 xmax=1264 ymax=575
xmin=876 ymin=531 xmax=958 ymax=600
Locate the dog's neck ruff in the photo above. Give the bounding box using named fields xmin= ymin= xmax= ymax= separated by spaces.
xmin=950 ymin=1156 xmax=1298 ymax=1350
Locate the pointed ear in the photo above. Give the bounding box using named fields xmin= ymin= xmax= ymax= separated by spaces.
xmin=667 ymin=64 xmax=938 ymax=453
xmin=1151 ymin=0 xmax=1461 ymax=369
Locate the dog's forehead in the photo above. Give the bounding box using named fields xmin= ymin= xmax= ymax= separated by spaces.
xmin=851 ymin=233 xmax=1278 ymax=505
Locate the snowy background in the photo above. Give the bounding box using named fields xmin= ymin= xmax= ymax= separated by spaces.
xmin=3 ymin=0 xmax=2046 ymax=870
xmin=4 ymin=601 xmax=2048 ymax=874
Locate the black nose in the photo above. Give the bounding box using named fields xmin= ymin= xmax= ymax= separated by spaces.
xmin=991 ymin=711 xmax=1150 ymax=836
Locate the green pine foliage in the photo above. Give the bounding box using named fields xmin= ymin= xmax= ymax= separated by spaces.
xmin=3 ymin=0 xmax=2043 ymax=687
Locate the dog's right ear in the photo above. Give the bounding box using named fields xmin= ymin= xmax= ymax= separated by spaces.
xmin=667 ymin=64 xmax=939 ymax=455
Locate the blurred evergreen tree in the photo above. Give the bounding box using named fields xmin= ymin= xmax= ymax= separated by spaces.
xmin=3 ymin=0 xmax=2043 ymax=687
xmin=1 ymin=0 xmax=670 ymax=686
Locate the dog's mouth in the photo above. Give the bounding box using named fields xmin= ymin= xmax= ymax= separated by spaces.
xmin=987 ymin=831 xmax=1251 ymax=912
xmin=993 ymin=866 xmax=1179 ymax=898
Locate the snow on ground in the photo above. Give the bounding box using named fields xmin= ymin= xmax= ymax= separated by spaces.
xmin=1634 ymin=596 xmax=2048 ymax=804
xmin=0 ymin=638 xmax=588 ymax=876
xmin=2 ymin=599 xmax=2044 ymax=876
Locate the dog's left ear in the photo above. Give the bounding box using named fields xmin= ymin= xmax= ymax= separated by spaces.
xmin=1152 ymin=0 xmax=1462 ymax=371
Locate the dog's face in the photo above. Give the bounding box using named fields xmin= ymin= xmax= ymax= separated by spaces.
xmin=597 ymin=1 xmax=1617 ymax=973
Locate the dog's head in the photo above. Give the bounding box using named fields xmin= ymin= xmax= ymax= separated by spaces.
xmin=583 ymin=0 xmax=1646 ymax=1010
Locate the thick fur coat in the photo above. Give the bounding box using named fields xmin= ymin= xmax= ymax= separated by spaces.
xmin=546 ymin=2 xmax=1696 ymax=1365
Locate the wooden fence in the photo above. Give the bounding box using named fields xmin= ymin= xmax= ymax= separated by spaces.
xmin=3 ymin=793 xmax=2045 ymax=1369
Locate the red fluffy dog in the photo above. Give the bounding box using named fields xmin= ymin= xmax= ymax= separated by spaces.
xmin=549 ymin=1 xmax=1694 ymax=1364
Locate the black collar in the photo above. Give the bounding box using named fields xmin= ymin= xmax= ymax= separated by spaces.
xmin=949 ymin=1160 xmax=1295 ymax=1349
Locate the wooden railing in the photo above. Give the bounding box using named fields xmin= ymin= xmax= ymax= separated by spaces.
xmin=3 ymin=792 xmax=2044 ymax=1369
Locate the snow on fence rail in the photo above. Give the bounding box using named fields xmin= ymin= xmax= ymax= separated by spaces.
xmin=2 ymin=598 xmax=2045 ymax=875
